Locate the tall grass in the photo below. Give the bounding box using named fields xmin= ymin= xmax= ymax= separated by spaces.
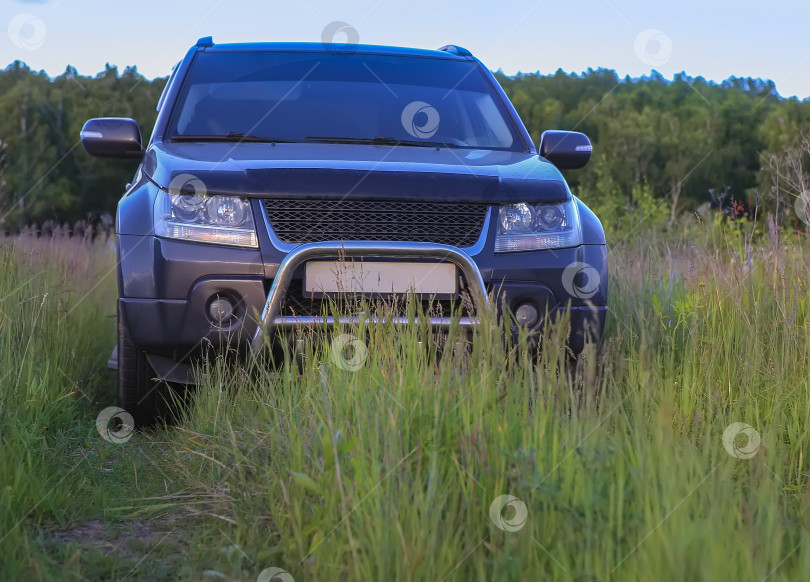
xmin=158 ymin=218 xmax=810 ymax=581
xmin=0 ymin=235 xmax=117 ymax=576
xmin=2 ymin=217 xmax=810 ymax=581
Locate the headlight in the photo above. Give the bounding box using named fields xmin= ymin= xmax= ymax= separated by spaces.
xmin=494 ymin=200 xmax=581 ymax=252
xmin=154 ymin=190 xmax=258 ymax=248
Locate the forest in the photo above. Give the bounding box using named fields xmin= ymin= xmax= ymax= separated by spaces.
xmin=0 ymin=60 xmax=808 ymax=233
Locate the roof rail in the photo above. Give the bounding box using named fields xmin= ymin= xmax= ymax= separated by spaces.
xmin=437 ymin=45 xmax=473 ymax=57
xmin=196 ymin=36 xmax=214 ymax=48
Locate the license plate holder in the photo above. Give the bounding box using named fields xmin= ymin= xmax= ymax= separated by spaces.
xmin=304 ymin=260 xmax=457 ymax=297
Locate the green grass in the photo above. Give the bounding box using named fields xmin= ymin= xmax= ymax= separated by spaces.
xmin=1 ymin=218 xmax=809 ymax=581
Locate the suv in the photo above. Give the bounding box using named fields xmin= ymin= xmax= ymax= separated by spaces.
xmin=81 ymin=38 xmax=608 ymax=426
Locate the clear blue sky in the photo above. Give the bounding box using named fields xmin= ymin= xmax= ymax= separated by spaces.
xmin=1 ymin=0 xmax=808 ymax=98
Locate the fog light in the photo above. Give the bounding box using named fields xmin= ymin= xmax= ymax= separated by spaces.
xmin=208 ymin=296 xmax=235 ymax=325
xmin=515 ymin=303 xmax=539 ymax=327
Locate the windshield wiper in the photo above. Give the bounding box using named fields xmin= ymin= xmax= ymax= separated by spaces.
xmin=170 ymin=133 xmax=298 ymax=143
xmin=304 ymin=136 xmax=461 ymax=148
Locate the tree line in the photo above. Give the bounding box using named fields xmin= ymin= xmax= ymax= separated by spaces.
xmin=0 ymin=62 xmax=166 ymax=230
xmin=0 ymin=60 xmax=808 ymax=231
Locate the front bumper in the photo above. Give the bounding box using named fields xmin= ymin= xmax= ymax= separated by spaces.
xmin=118 ymin=235 xmax=608 ymax=368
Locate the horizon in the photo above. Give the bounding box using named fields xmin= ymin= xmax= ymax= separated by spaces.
xmin=2 ymin=57 xmax=802 ymax=102
xmin=2 ymin=0 xmax=808 ymax=99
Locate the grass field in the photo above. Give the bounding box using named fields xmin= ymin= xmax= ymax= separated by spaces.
xmin=1 ymin=216 xmax=809 ymax=581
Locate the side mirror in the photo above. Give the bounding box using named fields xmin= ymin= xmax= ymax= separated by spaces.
xmin=538 ymin=130 xmax=592 ymax=169
xmin=80 ymin=118 xmax=143 ymax=159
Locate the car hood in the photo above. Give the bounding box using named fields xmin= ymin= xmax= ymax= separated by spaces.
xmin=142 ymin=142 xmax=571 ymax=204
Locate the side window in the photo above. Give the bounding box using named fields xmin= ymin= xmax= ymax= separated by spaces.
xmin=156 ymin=62 xmax=181 ymax=113
xmin=470 ymin=94 xmax=513 ymax=148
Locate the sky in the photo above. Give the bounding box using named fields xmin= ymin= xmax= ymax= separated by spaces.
xmin=1 ymin=0 xmax=809 ymax=99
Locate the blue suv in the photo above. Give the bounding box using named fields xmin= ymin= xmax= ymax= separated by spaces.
xmin=81 ymin=38 xmax=608 ymax=426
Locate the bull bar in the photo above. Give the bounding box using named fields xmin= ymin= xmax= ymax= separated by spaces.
xmin=249 ymin=241 xmax=490 ymax=354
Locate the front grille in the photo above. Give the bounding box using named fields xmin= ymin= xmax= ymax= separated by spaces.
xmin=263 ymin=199 xmax=489 ymax=247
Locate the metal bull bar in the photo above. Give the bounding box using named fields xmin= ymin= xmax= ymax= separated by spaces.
xmin=249 ymin=241 xmax=490 ymax=354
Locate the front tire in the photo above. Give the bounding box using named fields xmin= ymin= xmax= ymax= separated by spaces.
xmin=117 ymin=304 xmax=170 ymax=427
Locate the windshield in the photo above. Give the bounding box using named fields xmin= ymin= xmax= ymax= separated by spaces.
xmin=167 ymin=50 xmax=521 ymax=150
